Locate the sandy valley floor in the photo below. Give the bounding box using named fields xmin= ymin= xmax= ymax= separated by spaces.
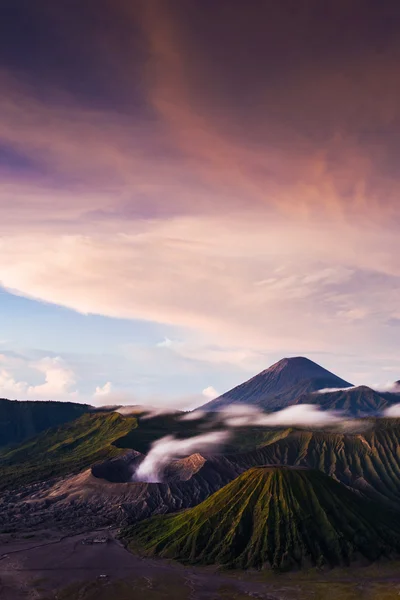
xmin=1 ymin=529 xmax=400 ymax=600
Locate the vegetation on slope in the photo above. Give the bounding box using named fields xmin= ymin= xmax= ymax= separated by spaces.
xmin=0 ymin=398 xmax=90 ymax=448
xmin=114 ymin=413 xmax=204 ymax=454
xmin=251 ymin=419 xmax=400 ymax=505
xmin=125 ymin=466 xmax=400 ymax=570
xmin=0 ymin=412 xmax=137 ymax=490
xmin=115 ymin=412 xmax=291 ymax=454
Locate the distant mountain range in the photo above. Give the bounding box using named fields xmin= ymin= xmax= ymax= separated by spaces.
xmin=126 ymin=465 xmax=400 ymax=570
xmin=201 ymin=356 xmax=400 ymax=415
xmin=0 ymin=398 xmax=90 ymax=448
xmin=1 ymin=357 xmax=399 ymax=453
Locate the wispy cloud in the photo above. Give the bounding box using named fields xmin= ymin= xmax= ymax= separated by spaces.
xmin=0 ymin=1 xmax=399 ymax=395
xmin=138 ymin=402 xmax=369 ymax=482
xmin=0 ymin=218 xmax=398 ymax=370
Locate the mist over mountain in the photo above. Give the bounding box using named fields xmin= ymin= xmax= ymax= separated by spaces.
xmin=200 ymin=357 xmax=400 ymax=416
xmin=299 ymin=385 xmax=400 ymax=416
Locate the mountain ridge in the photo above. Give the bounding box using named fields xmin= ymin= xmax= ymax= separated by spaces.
xmin=0 ymin=398 xmax=91 ymax=448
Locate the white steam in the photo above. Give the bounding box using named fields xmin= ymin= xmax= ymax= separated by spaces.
xmin=316 ymin=386 xmax=356 ymax=394
xmin=137 ymin=403 xmax=370 ymax=483
xmin=180 ymin=409 xmax=207 ymax=421
xmin=214 ymin=403 xmax=343 ymax=428
xmin=180 ymin=403 xmax=344 ymax=428
xmin=115 ymin=405 xmax=182 ymax=419
xmin=318 ymin=382 xmax=400 ymax=394
xmin=134 ymin=431 xmax=230 ymax=483
xmin=374 ymin=382 xmax=400 ymax=393
xmin=384 ymin=404 xmax=400 ymax=417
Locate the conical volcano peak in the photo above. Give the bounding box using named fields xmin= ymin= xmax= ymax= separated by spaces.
xmin=201 ymin=356 xmax=352 ymax=411
xmin=264 ymin=356 xmax=321 ymax=371
xmin=260 ymin=356 xmax=339 ymax=378
xmin=126 ymin=465 xmax=400 ymax=570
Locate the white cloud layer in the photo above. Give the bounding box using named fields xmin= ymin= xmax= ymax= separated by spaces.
xmin=384 ymin=404 xmax=400 ymax=417
xmin=137 ymin=403 xmax=371 ymax=482
xmin=215 ymin=403 xmax=343 ymax=428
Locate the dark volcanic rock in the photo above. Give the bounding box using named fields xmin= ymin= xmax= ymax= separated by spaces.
xmin=91 ymin=450 xmax=144 ymax=482
xmin=201 ymin=356 xmax=352 ymax=411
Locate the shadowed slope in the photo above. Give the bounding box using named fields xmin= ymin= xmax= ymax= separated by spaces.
xmin=126 ymin=466 xmax=400 ymax=570
xmin=201 ymin=357 xmax=352 ymax=411
xmin=0 ymin=412 xmax=137 ymax=490
xmin=0 ymin=398 xmax=90 ymax=448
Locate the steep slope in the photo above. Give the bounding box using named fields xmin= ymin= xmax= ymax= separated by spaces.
xmin=4 ymin=419 xmax=400 ymax=535
xmin=199 ymin=418 xmax=400 ymax=506
xmin=201 ymin=357 xmax=352 ymax=411
xmin=0 ymin=412 xmax=137 ymax=491
xmin=126 ymin=466 xmax=400 ymax=570
xmin=0 ymin=398 xmax=90 ymax=448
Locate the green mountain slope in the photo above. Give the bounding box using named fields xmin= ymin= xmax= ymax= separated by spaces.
xmin=0 ymin=398 xmax=90 ymax=448
xmin=0 ymin=412 xmax=137 ymax=491
xmin=248 ymin=419 xmax=400 ymax=505
xmin=126 ymin=466 xmax=400 ymax=570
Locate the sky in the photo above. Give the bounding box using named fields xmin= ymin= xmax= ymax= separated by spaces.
xmin=0 ymin=0 xmax=400 ymax=406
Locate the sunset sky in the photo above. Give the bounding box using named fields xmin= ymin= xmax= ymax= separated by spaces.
xmin=0 ymin=0 xmax=399 ymax=406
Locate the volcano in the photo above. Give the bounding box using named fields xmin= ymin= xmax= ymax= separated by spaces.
xmin=201 ymin=356 xmax=352 ymax=411
xmin=126 ymin=466 xmax=400 ymax=570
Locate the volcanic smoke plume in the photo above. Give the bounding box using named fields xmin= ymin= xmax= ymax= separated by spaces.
xmin=133 ymin=431 xmax=230 ymax=483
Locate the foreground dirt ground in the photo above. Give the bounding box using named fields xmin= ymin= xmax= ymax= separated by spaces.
xmin=1 ymin=529 xmax=400 ymax=600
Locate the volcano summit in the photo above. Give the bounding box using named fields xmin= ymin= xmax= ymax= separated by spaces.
xmin=201 ymin=357 xmax=353 ymax=411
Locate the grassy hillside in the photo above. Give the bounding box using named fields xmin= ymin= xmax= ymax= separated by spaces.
xmin=125 ymin=466 xmax=400 ymax=570
xmin=251 ymin=419 xmax=400 ymax=505
xmin=0 ymin=398 xmax=90 ymax=448
xmin=0 ymin=412 xmax=137 ymax=490
xmin=115 ymin=412 xmax=290 ymax=454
